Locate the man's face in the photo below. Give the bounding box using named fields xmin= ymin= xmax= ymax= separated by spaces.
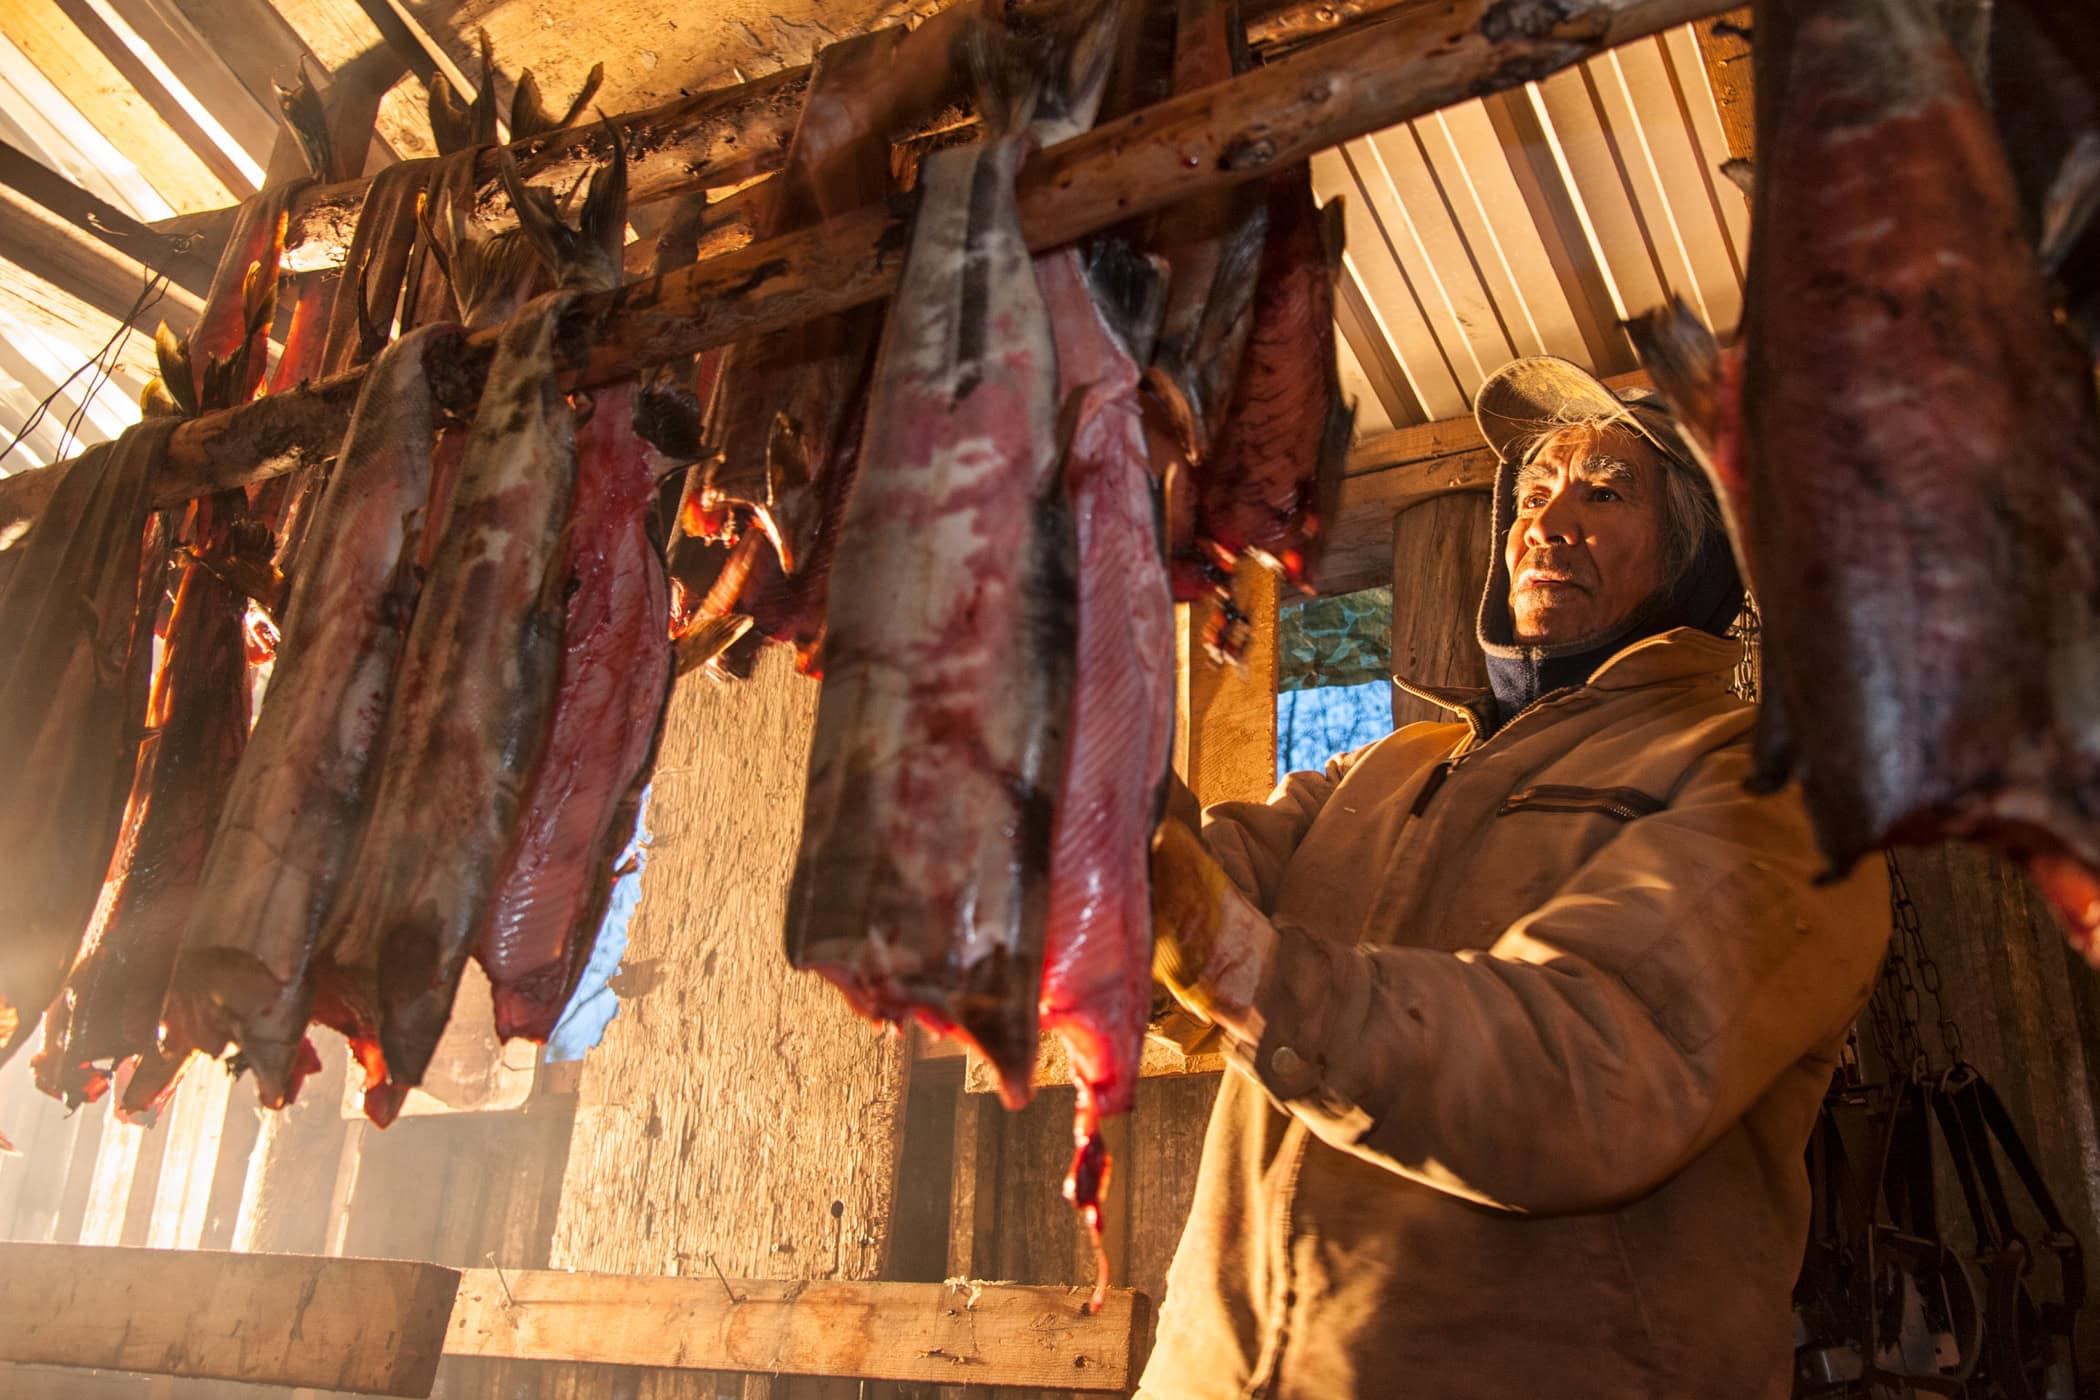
xmin=1504 ymin=423 xmax=1668 ymax=646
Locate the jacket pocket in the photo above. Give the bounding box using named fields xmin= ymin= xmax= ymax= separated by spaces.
xmin=1497 ymin=785 xmax=1665 ymax=822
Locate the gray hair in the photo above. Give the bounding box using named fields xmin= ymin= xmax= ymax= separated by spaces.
xmin=1512 ymin=415 xmax=1723 ymax=587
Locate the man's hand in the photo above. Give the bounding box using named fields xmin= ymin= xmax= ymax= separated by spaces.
xmin=1151 ymin=818 xmax=1277 ymax=1044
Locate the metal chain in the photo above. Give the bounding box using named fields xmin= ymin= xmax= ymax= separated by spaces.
xmin=1875 ymin=850 xmax=1966 ymax=1072
xmin=1728 ymin=594 xmax=1760 ymax=703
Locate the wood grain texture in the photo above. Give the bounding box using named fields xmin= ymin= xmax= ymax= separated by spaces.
xmin=960 ymin=1033 xmax=1226 ymax=1096
xmin=0 ymin=1244 xmax=458 ymax=1395
xmin=444 ymin=1271 xmax=1144 ymax=1391
xmin=0 ymin=5 xmax=234 ymax=213
xmin=1692 ymin=7 xmax=1754 ymax=165
xmin=1388 ymin=491 xmax=1494 ymax=727
xmin=1183 ymin=563 xmax=1281 ymax=807
xmin=550 ymin=648 xmax=909 ymax=1378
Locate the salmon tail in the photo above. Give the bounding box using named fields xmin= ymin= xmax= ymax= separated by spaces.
xmin=579 ymin=120 xmax=630 ymax=281
xmin=1294 ymin=378 xmax=1355 ymax=594
xmin=501 ymin=121 xmax=628 ymax=295
xmin=1064 ymin=1122 xmax=1112 ymax=1315
xmin=1083 ymin=240 xmax=1169 ymax=364
xmin=1027 ymin=0 xmax=1127 ymax=145
xmin=273 ymin=58 xmax=336 ymax=180
xmin=1625 ymin=297 xmax=1756 ymax=589
xmin=510 ymin=61 xmax=605 ymax=144
xmin=1626 ymin=298 xmax=1726 ymax=457
xmin=2041 ymin=131 xmax=2100 ymax=272
xmin=959 ymin=19 xmax=1050 ymax=141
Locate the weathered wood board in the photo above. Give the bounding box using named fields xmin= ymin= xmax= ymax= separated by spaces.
xmin=0 ymin=1244 xmax=458 ymax=1396
xmin=1389 ymin=491 xmax=1495 ymax=727
xmin=549 ymin=646 xmax=910 ymax=1396
xmin=444 ymin=1270 xmax=1145 ymax=1391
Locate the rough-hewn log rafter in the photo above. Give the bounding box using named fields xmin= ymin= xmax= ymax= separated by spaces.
xmin=0 ymin=0 xmax=1733 ymax=527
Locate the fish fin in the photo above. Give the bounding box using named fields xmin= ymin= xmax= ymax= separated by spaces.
xmin=427 ymin=70 xmax=475 ymax=156
xmin=1082 ymin=240 xmax=1169 ymax=364
xmin=577 ymin=119 xmax=630 ymax=284
xmin=512 ymin=61 xmax=605 ymax=141
xmin=960 ymin=18 xmax=1052 ymax=141
xmin=1026 ymin=0 xmax=1127 ymax=145
xmin=1720 ymin=157 xmax=1755 ymax=201
xmin=467 ymin=29 xmax=500 ymax=147
xmin=2041 ymin=130 xmax=2100 ymax=271
xmin=155 ymin=321 xmax=197 ymax=418
xmin=1317 ymin=192 xmax=1347 ymax=280
xmin=635 ymin=383 xmax=705 ymax=462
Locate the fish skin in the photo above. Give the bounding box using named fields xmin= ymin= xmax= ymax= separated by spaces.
xmin=475 ymin=380 xmax=671 ymax=1040
xmin=1035 ymin=240 xmax=1173 ymax=1187
xmin=1199 ymin=170 xmax=1352 ymax=593
xmin=786 ymin=25 xmax=1077 ymax=1107
xmin=1643 ymin=0 xmax=2100 ymax=959
xmin=36 ymin=493 xmax=253 ymax=1113
xmin=1144 ymin=0 xmax=1268 ymax=464
xmin=314 ymin=292 xmax=579 ymax=1113
xmin=0 ymin=421 xmax=172 ymax=1071
xmin=166 ymin=324 xmax=460 ymax=1107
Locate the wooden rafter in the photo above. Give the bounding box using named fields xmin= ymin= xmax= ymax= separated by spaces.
xmin=0 ymin=143 xmax=218 ymax=301
xmin=0 ymin=0 xmax=1737 ymax=529
xmin=1693 ymin=6 xmax=1753 ymax=165
xmin=0 ymin=5 xmax=235 ymax=214
xmin=54 ymin=0 xmax=259 ymax=200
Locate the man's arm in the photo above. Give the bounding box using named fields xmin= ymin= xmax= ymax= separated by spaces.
xmin=1166 ymin=743 xmax=1889 ymax=1214
xmin=1183 ymin=744 xmax=1366 ymax=913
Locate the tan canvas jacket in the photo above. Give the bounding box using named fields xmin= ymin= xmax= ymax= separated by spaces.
xmin=1137 ymin=627 xmax=1890 ymax=1400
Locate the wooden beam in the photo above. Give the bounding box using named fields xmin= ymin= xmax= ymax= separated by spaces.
xmin=442 ymin=1271 xmax=1148 ymax=1392
xmin=0 ymin=141 xmax=222 ymax=302
xmin=0 ymin=167 xmax=210 ymax=333
xmin=1693 ymin=7 xmax=1753 ymax=165
xmin=1 ymin=0 xmax=1735 ymax=523
xmin=53 ymin=0 xmax=259 ymax=199
xmin=103 ymin=0 xmax=281 ymax=170
xmin=0 ymin=5 xmax=235 ymax=213
xmin=961 ymin=1032 xmax=1228 ymax=1095
xmin=0 ymin=1244 xmax=458 ymax=1396
xmin=258 ymin=0 xmax=1731 ymax=275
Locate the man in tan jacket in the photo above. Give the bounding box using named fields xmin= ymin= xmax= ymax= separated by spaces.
xmin=1139 ymin=357 xmax=1890 ymax=1399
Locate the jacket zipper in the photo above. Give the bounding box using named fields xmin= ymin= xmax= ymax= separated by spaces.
xmin=1411 ymin=688 xmax=1578 ymax=818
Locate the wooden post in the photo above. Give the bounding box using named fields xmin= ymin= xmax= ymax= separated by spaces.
xmin=1181 ymin=564 xmax=1282 ymax=806
xmin=550 ymin=648 xmax=911 ymax=1398
xmin=1388 ymin=493 xmax=1495 ymax=727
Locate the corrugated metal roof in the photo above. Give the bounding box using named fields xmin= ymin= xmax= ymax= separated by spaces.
xmin=1317 ymin=21 xmax=1746 ymax=436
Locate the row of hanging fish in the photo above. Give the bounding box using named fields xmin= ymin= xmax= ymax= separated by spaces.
xmin=0 ymin=49 xmax=661 ymax=1131
xmin=726 ymin=0 xmax=1351 ymax=1308
xmin=1627 ymin=0 xmax=2100 ymax=963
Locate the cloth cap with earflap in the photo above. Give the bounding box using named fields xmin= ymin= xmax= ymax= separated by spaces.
xmin=1467 ymin=356 xmax=1743 ymax=729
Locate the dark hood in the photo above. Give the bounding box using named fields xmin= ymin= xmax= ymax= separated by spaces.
xmin=1474 ymin=451 xmax=1743 ymax=731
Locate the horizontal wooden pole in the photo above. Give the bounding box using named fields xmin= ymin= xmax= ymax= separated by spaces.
xmin=186 ymin=0 xmax=1427 ymax=274
xmin=443 ymin=1270 xmax=1149 ymax=1391
xmin=0 ymin=2 xmax=1724 ymax=527
xmin=0 ymin=1244 xmax=459 ymax=1396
